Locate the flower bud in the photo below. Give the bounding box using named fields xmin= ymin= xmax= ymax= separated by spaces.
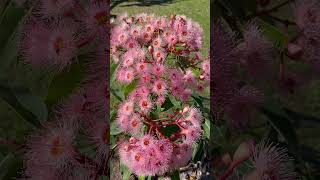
xmin=129 ymin=137 xmax=138 ymax=144
xmin=287 ymin=43 xmax=303 ymax=59
xmin=245 ymin=170 xmax=259 ymax=180
xmin=182 ymin=106 xmax=190 ymax=114
xmin=199 ymin=75 xmax=205 ymax=81
xmin=148 ymin=46 xmax=153 ymax=54
xmin=221 ymin=153 xmax=232 ymax=166
xmin=233 ymin=140 xmax=254 ymax=163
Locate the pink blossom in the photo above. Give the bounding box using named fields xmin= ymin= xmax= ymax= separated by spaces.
xmin=119 ymin=101 xmax=135 ymax=116
xmin=139 ymin=97 xmax=153 ymax=113
xmin=170 ymin=143 xmax=193 ymax=169
xmin=294 ymin=0 xmax=320 ymax=29
xmin=152 ymin=79 xmax=167 ymax=95
xmin=153 ymin=63 xmax=165 ymax=77
xmin=20 ymin=20 xmax=78 ymax=71
xmin=251 ymin=140 xmax=298 ymax=180
xmin=24 ymin=120 xmax=77 ymax=178
xmin=37 ymin=0 xmax=75 ymax=17
xmin=136 ymin=62 xmax=150 ymax=74
xmin=81 ymin=2 xmax=108 ymax=38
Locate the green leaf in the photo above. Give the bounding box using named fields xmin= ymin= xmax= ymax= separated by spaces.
xmin=193 ymin=140 xmax=204 ymax=161
xmin=13 ymin=89 xmax=48 ymax=122
xmin=0 ymin=153 xmax=14 ymax=179
xmin=110 ymin=62 xmax=119 ymax=78
xmin=160 ymin=124 xmax=180 ymax=137
xmin=0 ymin=1 xmax=24 ymax=51
xmin=45 ymin=62 xmax=84 ymax=107
xmin=260 ymin=106 xmax=298 ymax=152
xmin=120 ymin=164 xmax=132 ymax=180
xmin=170 ymin=170 xmax=180 ymax=180
xmin=123 ymin=79 xmax=138 ymax=98
xmin=110 ymin=87 xmax=124 ymax=102
xmin=0 ymin=153 xmax=23 ymax=180
xmin=192 ymin=95 xmax=203 ymax=108
xmin=110 ymin=120 xmax=122 ymax=136
xmin=110 ymin=110 xmax=117 ymax=122
xmin=204 ymin=118 xmax=211 ymax=139
xmin=168 ymin=95 xmax=181 ymax=108
xmin=0 ymin=6 xmax=31 ymax=72
xmin=256 ymin=18 xmax=289 ymax=50
xmin=161 ymin=96 xmax=174 ymax=111
xmin=0 ymin=84 xmax=41 ymax=127
xmin=217 ymin=0 xmax=246 ymax=21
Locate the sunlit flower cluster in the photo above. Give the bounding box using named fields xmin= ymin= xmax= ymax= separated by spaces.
xmin=111 ymin=13 xmax=207 ymax=176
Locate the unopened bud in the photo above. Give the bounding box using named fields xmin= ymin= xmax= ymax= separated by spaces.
xmin=287 ymin=43 xmax=303 ymax=59
xmin=245 ymin=170 xmax=259 ymax=180
xmin=233 ymin=140 xmax=254 ymax=163
xmin=148 ymin=46 xmax=153 ymax=53
xmin=221 ymin=153 xmax=232 ymax=166
xmin=199 ymin=75 xmax=205 ymax=81
xmin=129 ymin=137 xmax=138 ymax=144
xmin=182 ymin=106 xmax=190 ymax=114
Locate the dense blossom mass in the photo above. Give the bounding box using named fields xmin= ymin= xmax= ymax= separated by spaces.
xmin=20 ymin=1 xmax=109 ymax=179
xmin=111 ymin=13 xmax=208 ymax=176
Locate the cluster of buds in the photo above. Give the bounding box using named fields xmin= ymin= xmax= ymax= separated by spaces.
xmin=111 ymin=13 xmax=208 ymax=176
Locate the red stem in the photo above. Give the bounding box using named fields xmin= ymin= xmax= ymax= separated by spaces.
xmin=219 ymin=158 xmax=249 ymax=180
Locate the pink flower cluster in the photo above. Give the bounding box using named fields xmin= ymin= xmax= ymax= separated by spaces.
xmin=111 ymin=13 xmax=207 ymax=176
xmin=119 ymin=135 xmax=191 ymax=176
xmin=118 ymin=106 xmax=203 ymax=176
xmin=212 ymin=22 xmax=265 ymax=130
xmin=20 ymin=1 xmax=109 ymax=179
xmin=111 ymin=13 xmax=206 ymax=103
xmin=19 ymin=1 xmax=108 ymax=71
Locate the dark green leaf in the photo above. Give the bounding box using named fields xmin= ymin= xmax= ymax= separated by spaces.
xmin=13 ymin=89 xmax=48 ymax=122
xmin=193 ymin=140 xmax=204 ymax=162
xmin=0 ymin=153 xmax=23 ymax=180
xmin=161 ymin=96 xmax=174 ymax=112
xmin=170 ymin=170 xmax=180 ymax=180
xmin=217 ymin=0 xmax=246 ymax=21
xmin=260 ymin=107 xmax=298 ymax=153
xmin=160 ymin=124 xmax=180 ymax=138
xmin=0 ymin=84 xmax=41 ymax=127
xmin=256 ymin=18 xmax=289 ymax=50
xmin=192 ymin=95 xmax=203 ymax=108
xmin=0 ymin=2 xmax=24 ymax=51
xmin=45 ymin=63 xmax=84 ymax=107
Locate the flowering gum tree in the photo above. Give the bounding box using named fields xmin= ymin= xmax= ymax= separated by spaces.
xmin=110 ymin=13 xmax=210 ymax=177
